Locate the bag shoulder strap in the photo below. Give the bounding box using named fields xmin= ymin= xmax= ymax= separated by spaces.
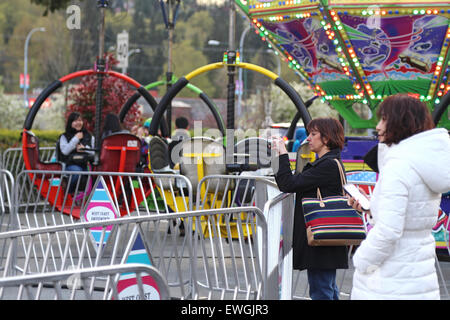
xmin=314 ymin=158 xmax=347 ymax=202
xmin=333 ymin=158 xmax=347 ymax=196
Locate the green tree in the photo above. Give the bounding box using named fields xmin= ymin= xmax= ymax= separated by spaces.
xmin=166 ymin=11 xmax=216 ymax=98
xmin=127 ymin=0 xmax=166 ymax=86
xmin=238 ymin=80 xmax=339 ymax=131
xmin=30 ymin=0 xmax=84 ymax=16
xmin=0 ymin=78 xmax=28 ymax=130
xmin=66 ymin=53 xmax=142 ymax=132
xmin=270 ymin=81 xmax=339 ymax=123
xmin=0 ymin=0 xmax=46 ymax=92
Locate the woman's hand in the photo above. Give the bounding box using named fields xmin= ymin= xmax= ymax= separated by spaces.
xmin=75 ymin=132 xmax=83 ymax=140
xmin=136 ymin=127 xmax=145 ymax=139
xmin=347 ymin=187 xmax=371 ymax=215
xmin=76 ymin=143 xmax=85 ymax=152
xmin=271 ymin=136 xmax=288 ymax=156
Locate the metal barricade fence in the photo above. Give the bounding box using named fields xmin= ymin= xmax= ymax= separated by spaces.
xmin=195 ymin=174 xmax=277 ymax=211
xmin=193 ymin=175 xmax=279 ymax=299
xmin=190 ymin=207 xmax=267 ymax=299
xmin=3 ymin=147 xmax=57 ymax=211
xmin=2 ymin=147 xmax=55 ymax=179
xmin=0 ymin=169 xmax=14 ymax=233
xmin=0 ymin=169 xmax=14 ymax=272
xmin=195 ymin=174 xmax=278 ymax=240
xmin=0 ymin=208 xmax=267 ymax=300
xmin=262 ymin=191 xmax=295 ymax=300
xmin=0 ymin=263 xmax=170 ymax=300
xmin=12 ymin=170 xmax=193 ymax=231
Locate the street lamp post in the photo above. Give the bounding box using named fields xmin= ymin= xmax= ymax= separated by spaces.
xmin=122 ymin=48 xmax=141 ymax=74
xmin=24 ymin=27 xmax=45 ymax=107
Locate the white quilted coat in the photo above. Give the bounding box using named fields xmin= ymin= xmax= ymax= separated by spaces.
xmin=351 ymin=128 xmax=450 ymax=300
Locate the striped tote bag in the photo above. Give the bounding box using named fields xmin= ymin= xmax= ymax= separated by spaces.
xmin=302 ymin=159 xmax=366 ymax=246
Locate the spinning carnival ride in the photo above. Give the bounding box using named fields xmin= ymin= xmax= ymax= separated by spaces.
xmin=235 ymin=0 xmax=450 ymax=130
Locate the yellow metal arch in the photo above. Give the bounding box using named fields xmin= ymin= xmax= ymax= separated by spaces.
xmin=184 ymin=62 xmax=279 ymax=82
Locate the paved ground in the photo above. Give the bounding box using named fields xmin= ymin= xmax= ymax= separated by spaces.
xmin=291 ymin=256 xmax=450 ymax=300
xmin=2 ymin=214 xmax=450 ymax=300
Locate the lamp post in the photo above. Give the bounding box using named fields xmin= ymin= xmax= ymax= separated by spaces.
xmin=24 ymin=27 xmax=45 ymax=107
xmin=122 ymin=48 xmax=141 ymax=74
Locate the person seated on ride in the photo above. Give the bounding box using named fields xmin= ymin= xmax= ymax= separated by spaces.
xmin=58 ymin=112 xmax=95 ymax=193
xmin=292 ymin=127 xmax=307 ymax=152
xmin=172 ymin=116 xmax=191 ymax=142
xmin=135 ymin=117 xmax=153 ymax=167
xmin=143 ymin=117 xmax=152 ymax=140
xmin=101 ymin=113 xmax=129 ymax=139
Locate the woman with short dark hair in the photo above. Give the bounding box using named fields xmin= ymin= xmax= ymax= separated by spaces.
xmin=306 ymin=117 xmax=345 ymax=150
xmin=349 ymin=94 xmax=450 ymax=299
xmin=271 ymin=117 xmax=349 ymax=300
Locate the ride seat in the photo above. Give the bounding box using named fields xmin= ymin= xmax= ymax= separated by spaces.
xmin=148 ymin=136 xmax=172 ymax=172
xmin=148 ymin=136 xmax=176 ymax=189
xmin=179 ymin=137 xmax=227 ymax=195
xmin=234 ymin=137 xmax=272 ymax=169
xmin=96 ymin=133 xmax=142 ymax=172
xmin=23 ymin=131 xmax=63 ymax=172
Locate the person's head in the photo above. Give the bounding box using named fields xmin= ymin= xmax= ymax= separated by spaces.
xmin=175 ymin=116 xmax=189 ymax=129
xmin=143 ymin=117 xmax=152 ymax=128
xmin=143 ymin=118 xmax=152 ymax=136
xmin=295 ymin=127 xmax=307 ymax=141
xmin=376 ymin=94 xmax=434 ymax=146
xmin=66 ymin=112 xmax=84 ymax=133
xmin=102 ymin=113 xmax=122 ymax=134
xmin=306 ymin=118 xmax=345 ymax=155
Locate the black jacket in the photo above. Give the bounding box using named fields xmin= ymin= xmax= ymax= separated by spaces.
xmin=274 ymin=149 xmax=349 ymax=270
xmin=57 ymin=129 xmax=93 ymax=168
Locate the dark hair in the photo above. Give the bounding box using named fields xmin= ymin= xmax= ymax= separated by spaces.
xmin=65 ymin=112 xmax=82 ymax=135
xmin=306 ymin=117 xmax=345 ymax=150
xmin=102 ymin=113 xmax=122 ymax=134
xmin=376 ymin=94 xmax=435 ymax=146
xmin=175 ymin=116 xmax=189 ymax=129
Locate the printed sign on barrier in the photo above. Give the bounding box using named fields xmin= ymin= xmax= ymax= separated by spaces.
xmin=117 ymin=233 xmax=160 ymax=300
xmin=83 ymin=177 xmax=118 ymax=248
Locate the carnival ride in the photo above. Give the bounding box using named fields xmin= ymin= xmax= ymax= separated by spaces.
xmin=20 ymin=1 xmax=169 ymax=218
xmin=235 ymin=0 xmax=450 ymax=130
xmin=21 ymin=69 xmax=164 ymax=218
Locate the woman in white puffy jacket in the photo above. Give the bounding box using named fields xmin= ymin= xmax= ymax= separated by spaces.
xmin=349 ymin=94 xmax=450 ymax=300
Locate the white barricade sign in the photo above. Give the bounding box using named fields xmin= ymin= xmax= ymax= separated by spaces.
xmin=83 ymin=177 xmax=118 ymax=248
xmin=117 ymin=232 xmax=161 ymax=300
